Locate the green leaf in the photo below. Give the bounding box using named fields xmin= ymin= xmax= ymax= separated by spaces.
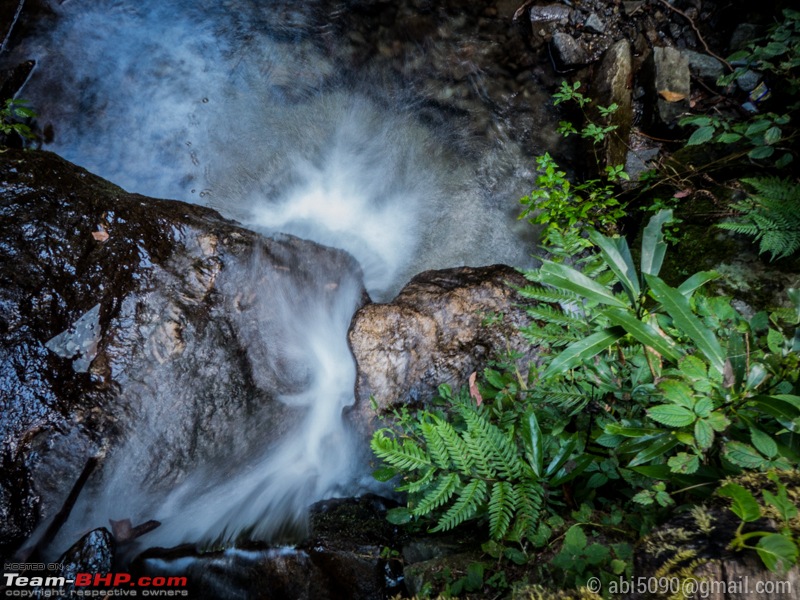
xmin=372 ymin=467 xmax=397 ymax=482
xmin=694 ymin=397 xmax=714 ymax=418
xmin=658 ymin=380 xmax=695 ymax=409
xmin=717 ymin=132 xmax=743 ymax=143
xmin=646 ymin=274 xmax=726 ymax=375
xmin=603 ymin=308 xmax=683 ymax=363
xmin=668 ymin=452 xmax=700 ymax=474
xmin=589 ymin=230 xmax=640 ymax=303
xmin=724 ymin=441 xmax=767 ymax=469
xmin=687 ymin=126 xmax=716 ymax=146
xmin=748 ymin=145 xmax=775 ymax=160
xmin=756 ymin=534 xmax=798 ymax=572
xmin=751 ymin=429 xmax=779 ymax=459
xmin=763 ymin=488 xmax=799 ymax=522
xmin=545 ymin=434 xmax=581 ymax=478
xmin=641 ymin=209 xmax=672 ymax=277
xmin=539 ymin=260 xmax=629 ymax=308
xmin=718 ymin=482 xmax=761 ymax=522
xmin=706 ymin=412 xmax=731 ymax=432
xmin=767 ymin=328 xmax=784 ymax=354
xmin=764 ymin=126 xmax=782 ymax=145
xmin=386 ymin=507 xmax=412 ymax=525
xmin=695 ymin=419 xmax=715 ymax=450
xmin=563 ymin=524 xmax=588 ymax=551
xmin=523 ymin=411 xmax=544 ymax=478
xmin=628 ymin=434 xmax=679 ymax=467
xmin=540 ymin=328 xmax=625 ymax=380
xmin=604 ymin=425 xmax=664 ymax=437
xmin=647 ymin=404 xmax=697 ymax=427
xmin=677 ymin=271 xmax=720 ymax=297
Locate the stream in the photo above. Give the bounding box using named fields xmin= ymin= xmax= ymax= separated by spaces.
xmin=2 ymin=0 xmax=559 ymax=558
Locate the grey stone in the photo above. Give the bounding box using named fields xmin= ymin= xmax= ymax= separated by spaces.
xmin=622 ymin=1 xmax=645 ymax=16
xmin=529 ymin=4 xmax=571 ymax=23
xmin=592 ymin=39 xmax=633 ymax=168
xmin=550 ymin=32 xmax=588 ymax=72
xmin=736 ymin=69 xmax=761 ymax=92
xmin=625 ymin=147 xmax=660 ymax=181
xmin=584 ymin=13 xmax=605 ymax=34
xmin=730 ymin=23 xmax=760 ymax=52
xmin=682 ymin=50 xmax=725 ymax=81
xmin=649 ymin=46 xmax=691 ymax=125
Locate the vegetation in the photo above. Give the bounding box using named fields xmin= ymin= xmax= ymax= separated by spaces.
xmin=371 ymin=8 xmax=800 ymax=598
xmin=0 ymin=98 xmax=36 ymax=146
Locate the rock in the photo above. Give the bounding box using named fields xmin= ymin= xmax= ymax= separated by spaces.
xmin=622 ymin=1 xmax=646 ymax=16
xmin=645 ymin=46 xmax=691 ymax=127
xmin=682 ymin=49 xmax=725 ymax=82
xmin=634 ymin=471 xmax=800 ymax=600
xmin=0 ymin=149 xmax=366 ymax=554
xmin=529 ymin=4 xmax=572 ymax=24
xmin=736 ymin=69 xmax=761 ymax=92
xmin=58 ymin=528 xmax=115 ymax=576
xmin=132 ymin=496 xmax=399 ymax=600
xmin=550 ymin=32 xmax=589 ymax=72
xmin=591 ymin=39 xmax=633 ymax=169
xmin=730 ymin=23 xmax=761 ymax=52
xmin=584 ymin=13 xmax=605 ymax=34
xmin=347 ymin=265 xmax=535 ymax=432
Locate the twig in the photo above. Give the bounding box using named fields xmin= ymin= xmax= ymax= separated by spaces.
xmin=656 ymin=0 xmax=733 ymax=72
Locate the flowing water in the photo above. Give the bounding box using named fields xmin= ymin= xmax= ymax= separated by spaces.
xmin=3 ymin=0 xmax=559 ymax=554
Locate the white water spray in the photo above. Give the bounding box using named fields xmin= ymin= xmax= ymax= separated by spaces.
xmin=5 ymin=0 xmax=551 ymax=552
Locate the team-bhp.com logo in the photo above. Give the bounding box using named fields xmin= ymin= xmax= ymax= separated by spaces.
xmin=4 ymin=572 xmax=188 ymax=597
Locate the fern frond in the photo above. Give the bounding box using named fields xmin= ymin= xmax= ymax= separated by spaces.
xmin=397 ymin=466 xmax=436 ymax=493
xmin=420 ymin=419 xmax=450 ymax=469
xmin=525 ymin=304 xmax=589 ymax=329
xmin=412 ymin=472 xmax=462 ymax=517
xmin=510 ymin=481 xmax=543 ymax=541
xmin=431 ymin=479 xmax=488 ymax=532
xmin=433 ymin=416 xmax=474 ymax=476
xmin=489 ymin=481 xmax=518 ymax=540
xmin=370 ymin=430 xmax=432 ymax=471
xmin=517 ymin=283 xmax=580 ymax=304
xmin=460 ymin=407 xmax=522 ymax=480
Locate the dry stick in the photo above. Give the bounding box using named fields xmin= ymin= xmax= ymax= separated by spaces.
xmin=656 ymin=0 xmax=733 ymax=72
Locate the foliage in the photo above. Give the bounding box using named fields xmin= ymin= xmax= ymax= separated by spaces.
xmin=679 ymin=9 xmax=800 ymax=169
xmin=519 ymin=82 xmax=627 ymax=242
xmin=372 ymin=211 xmax=800 ymax=594
xmin=718 ymin=471 xmax=799 ymax=572
xmin=0 ymin=98 xmax=36 ymax=145
xmin=717 ymin=176 xmax=800 ymax=260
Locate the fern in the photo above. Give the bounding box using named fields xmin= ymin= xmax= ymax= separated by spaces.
xmin=718 ymin=177 xmax=800 ymax=260
xmin=431 ymin=479 xmax=488 ymax=532
xmin=412 ymin=472 xmax=462 ymax=516
xmin=489 ymin=481 xmax=519 ymax=539
xmin=370 ymin=430 xmax=432 ymax=471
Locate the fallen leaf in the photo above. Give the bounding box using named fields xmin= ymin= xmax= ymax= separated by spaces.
xmin=468 ymin=371 xmax=483 ymax=406
xmin=659 ymin=90 xmax=686 ymax=102
xmin=92 ymin=230 xmax=109 ymax=242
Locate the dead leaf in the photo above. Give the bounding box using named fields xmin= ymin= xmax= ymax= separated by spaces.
xmin=468 ymin=371 xmax=483 ymax=406
xmin=92 ymin=230 xmax=109 ymax=242
xmin=673 ymin=189 xmax=692 ymax=199
xmin=658 ymin=90 xmax=686 ymax=102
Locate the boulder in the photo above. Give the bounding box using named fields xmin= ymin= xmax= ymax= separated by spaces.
xmin=550 ymin=32 xmax=589 ymax=72
xmin=347 ymin=265 xmax=535 ymax=432
xmin=58 ymin=528 xmax=115 ymax=590
xmin=592 ymin=39 xmax=633 ymax=169
xmin=0 ymin=149 xmax=366 ymax=555
xmin=644 ymin=46 xmax=691 ymax=128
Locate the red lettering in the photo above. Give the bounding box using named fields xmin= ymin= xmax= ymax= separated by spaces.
xmin=113 ymin=573 xmax=132 ymax=586
xmin=75 ymin=573 xmax=92 ymax=586
xmin=94 ymin=573 xmax=113 ymax=586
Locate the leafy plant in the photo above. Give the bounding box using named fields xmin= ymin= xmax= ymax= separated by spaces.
xmin=718 ymin=471 xmax=800 ymax=572
xmin=519 ymin=81 xmax=627 ymax=242
xmin=717 ymin=176 xmax=800 ymax=260
xmin=0 ymin=98 xmax=36 ymax=145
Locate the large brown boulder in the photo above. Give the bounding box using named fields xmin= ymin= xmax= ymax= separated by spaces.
xmin=347 ymin=264 xmax=535 ymax=431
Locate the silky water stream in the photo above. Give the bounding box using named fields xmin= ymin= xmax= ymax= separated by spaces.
xmin=3 ymin=0 xmax=561 ymax=560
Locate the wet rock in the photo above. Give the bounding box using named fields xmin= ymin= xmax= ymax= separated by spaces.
xmin=682 ymin=49 xmax=725 ymax=82
xmin=347 ymin=265 xmax=535 ymax=432
xmin=133 ymin=496 xmax=398 ymax=600
xmin=550 ymin=31 xmax=588 ymax=72
xmin=729 ymin=23 xmax=760 ymax=52
xmin=644 ymin=46 xmax=691 ymax=127
xmin=584 ymin=13 xmax=605 ymax=34
xmin=0 ymin=149 xmax=366 ymax=554
xmin=592 ymin=39 xmax=633 ymax=169
xmin=529 ymin=4 xmax=571 ymax=24
xmin=736 ymin=69 xmax=761 ymax=92
xmin=58 ymin=528 xmax=115 ymax=581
